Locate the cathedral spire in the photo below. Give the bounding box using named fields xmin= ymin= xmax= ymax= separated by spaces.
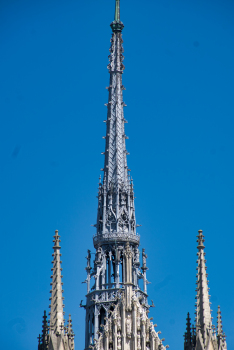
xmin=106 ymin=4 xmax=126 ymax=186
xmin=195 ymin=230 xmax=212 ymax=345
xmin=49 ymin=230 xmax=65 ymax=334
xmin=94 ymin=0 xmax=137 ymax=245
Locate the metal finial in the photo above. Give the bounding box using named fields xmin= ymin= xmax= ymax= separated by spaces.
xmin=110 ymin=0 xmax=124 ymax=32
xmin=114 ymin=0 xmax=120 ymax=22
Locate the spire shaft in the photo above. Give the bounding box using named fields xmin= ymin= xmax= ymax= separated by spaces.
xmin=195 ymin=230 xmax=212 ymax=344
xmin=94 ymin=1 xmax=137 ymax=245
xmin=104 ymin=28 xmax=126 ymax=185
xmin=49 ymin=230 xmax=65 ymax=334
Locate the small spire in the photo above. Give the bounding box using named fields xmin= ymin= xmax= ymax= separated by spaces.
xmin=217 ymin=305 xmax=223 ymax=336
xmin=49 ymin=230 xmax=65 ymax=334
xmin=38 ymin=334 xmax=41 ymax=349
xmin=184 ymin=313 xmax=196 ymax=350
xmin=186 ymin=313 xmax=192 ymax=345
xmin=217 ymin=305 xmax=226 ymax=349
xmin=67 ymin=314 xmax=75 ymax=350
xmin=67 ymin=314 xmax=73 ymax=337
xmin=195 ymin=230 xmax=212 ymax=345
xmin=38 ymin=311 xmax=48 ymax=350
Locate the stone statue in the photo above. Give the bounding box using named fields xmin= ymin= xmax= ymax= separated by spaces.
xmin=86 ymin=249 xmax=91 ymax=268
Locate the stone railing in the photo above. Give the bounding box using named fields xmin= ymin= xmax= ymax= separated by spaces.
xmin=93 ymin=232 xmax=140 ymax=248
xmin=86 ymin=288 xmax=123 ymax=306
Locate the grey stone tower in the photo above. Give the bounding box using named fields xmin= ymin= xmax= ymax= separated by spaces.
xmin=82 ymin=1 xmax=169 ymax=350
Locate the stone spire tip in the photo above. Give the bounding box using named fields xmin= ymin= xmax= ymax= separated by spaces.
xmin=197 ymin=229 xmax=205 ymax=250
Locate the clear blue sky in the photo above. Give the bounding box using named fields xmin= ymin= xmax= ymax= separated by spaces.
xmin=0 ymin=0 xmax=233 ymax=349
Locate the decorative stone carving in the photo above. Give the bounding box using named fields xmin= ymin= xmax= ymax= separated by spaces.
xmin=117 ymin=314 xmax=121 ymax=330
xmin=126 ymin=314 xmax=132 ymax=338
xmin=117 ymin=334 xmax=121 ymax=350
xmin=137 ymin=333 xmax=141 ymax=350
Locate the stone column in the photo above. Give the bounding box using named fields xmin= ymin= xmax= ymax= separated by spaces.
xmin=103 ymin=180 xmax=107 ymax=234
xmin=85 ymin=312 xmax=89 ymax=349
xmin=127 ymin=191 xmax=131 ymax=234
xmin=113 ymin=318 xmax=117 ymax=350
xmin=150 ymin=334 xmax=155 ymax=350
xmin=89 ymin=312 xmax=93 ymax=345
xmin=94 ymin=305 xmax=99 ymax=343
xmin=124 ymin=242 xmax=133 ymax=311
xmin=121 ymin=298 xmax=126 ymax=350
xmin=102 ymin=255 xmax=106 ymax=290
xmin=132 ymin=301 xmax=137 ymax=350
xmin=115 ymin=248 xmax=120 ymax=289
xmin=96 ymin=266 xmax=100 ymax=290
xmin=104 ymin=328 xmax=109 ymax=350
xmin=141 ymin=320 xmax=146 ymax=350
xmin=108 ymin=251 xmax=112 ymax=288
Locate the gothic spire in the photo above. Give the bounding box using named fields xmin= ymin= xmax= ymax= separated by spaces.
xmin=105 ymin=0 xmax=127 ymax=186
xmin=67 ymin=314 xmax=75 ymax=350
xmin=184 ymin=312 xmax=192 ymax=349
xmin=49 ymin=230 xmax=65 ymax=334
xmin=38 ymin=230 xmax=74 ymax=350
xmin=94 ymin=0 xmax=137 ymax=243
xmin=184 ymin=312 xmax=196 ymax=350
xmin=195 ymin=230 xmax=212 ymax=344
xmin=217 ymin=305 xmax=227 ymax=349
xmin=38 ymin=310 xmax=49 ymax=350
